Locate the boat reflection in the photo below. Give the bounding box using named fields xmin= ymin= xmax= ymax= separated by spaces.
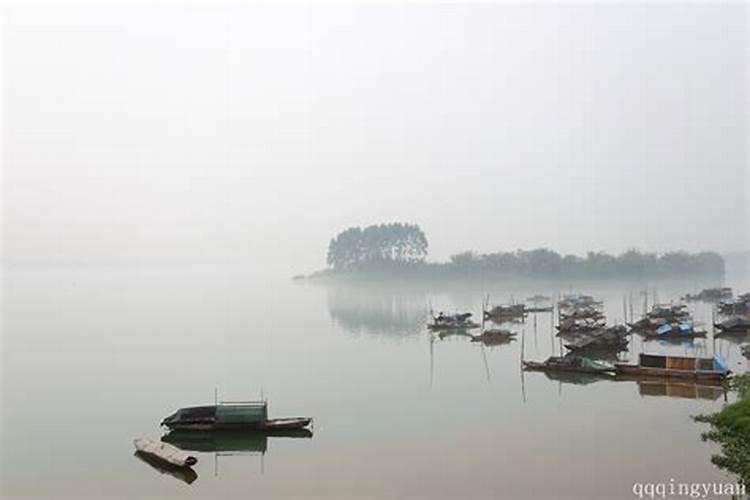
xmin=636 ymin=380 xmax=726 ymax=401
xmin=161 ymin=428 xmax=312 ymax=453
xmin=134 ymin=450 xmax=198 ymax=485
xmin=540 ymin=370 xmax=609 ymax=386
xmin=526 ymin=369 xmax=726 ymax=401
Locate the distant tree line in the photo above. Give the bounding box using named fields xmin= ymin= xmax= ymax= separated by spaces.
xmin=443 ymin=248 xmax=725 ymax=277
xmin=327 ymin=223 xmax=428 ymax=269
xmin=322 ymin=223 xmax=724 ymax=278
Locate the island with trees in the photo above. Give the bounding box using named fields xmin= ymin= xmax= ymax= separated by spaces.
xmin=307 ymin=222 xmax=726 ymax=282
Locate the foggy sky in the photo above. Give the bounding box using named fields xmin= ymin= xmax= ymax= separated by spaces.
xmin=2 ymin=2 xmax=748 ymax=276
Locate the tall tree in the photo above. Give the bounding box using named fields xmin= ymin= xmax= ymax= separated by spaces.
xmin=327 ymin=223 xmax=428 ymax=269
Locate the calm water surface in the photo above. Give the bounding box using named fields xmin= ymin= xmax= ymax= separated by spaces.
xmin=2 ymin=267 xmax=748 ymax=499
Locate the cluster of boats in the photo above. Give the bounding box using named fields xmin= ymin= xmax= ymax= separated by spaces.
xmin=427 ymin=295 xmax=556 ymax=346
xmin=718 ymin=292 xmax=750 ymax=315
xmin=555 ymin=294 xmax=628 ymax=353
xmin=715 ymin=292 xmax=750 ymax=336
xmin=429 ymin=289 xmax=747 ymax=384
xmin=628 ymin=304 xmax=706 ymax=338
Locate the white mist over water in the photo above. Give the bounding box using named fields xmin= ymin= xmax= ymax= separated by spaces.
xmin=2 ymin=3 xmax=748 ymax=278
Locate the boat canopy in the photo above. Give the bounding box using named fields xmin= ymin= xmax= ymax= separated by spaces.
xmin=580 ymin=357 xmax=612 ymax=371
xmin=712 ymin=355 xmax=729 ymax=374
xmin=215 ymin=403 xmax=268 ymax=425
xmin=678 ymin=322 xmax=693 ymax=333
xmin=656 ymin=324 xmax=672 ymax=335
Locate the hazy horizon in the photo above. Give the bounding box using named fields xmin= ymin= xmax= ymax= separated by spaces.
xmin=2 ymin=3 xmax=748 ymax=278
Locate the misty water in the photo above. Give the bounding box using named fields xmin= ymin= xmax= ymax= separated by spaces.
xmin=2 ymin=266 xmax=749 ymax=500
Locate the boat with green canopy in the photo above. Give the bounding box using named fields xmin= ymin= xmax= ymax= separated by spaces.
xmin=161 ymin=401 xmax=311 ymax=432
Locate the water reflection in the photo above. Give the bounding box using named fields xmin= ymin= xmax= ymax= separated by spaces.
xmin=326 ymin=285 xmax=428 ymax=335
xmin=636 ymin=381 xmax=726 ymax=401
xmin=539 ymin=370 xmax=609 ymax=386
xmin=161 ymin=429 xmax=312 ymax=453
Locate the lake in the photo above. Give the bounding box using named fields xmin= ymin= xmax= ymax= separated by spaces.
xmin=2 ymin=266 xmax=748 ymax=499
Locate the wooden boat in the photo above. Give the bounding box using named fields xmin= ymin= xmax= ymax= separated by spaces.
xmin=161 ymin=401 xmax=312 ymax=432
xmin=134 ymin=450 xmax=198 ymax=484
xmin=718 ymin=293 xmax=750 ymax=315
xmin=133 ymin=438 xmax=197 ymax=467
xmin=560 ymin=308 xmax=604 ymax=321
xmin=714 ymin=317 xmax=750 ymax=336
xmin=565 ymin=333 xmax=628 ymax=353
xmin=615 ymin=353 xmax=729 ymax=382
xmin=483 ymin=304 xmax=526 ymax=320
xmin=556 ymin=317 xmax=605 ymax=335
xmin=557 ymin=294 xmax=602 ymax=310
xmin=523 ymin=356 xmax=614 ymax=375
xmin=527 ymin=294 xmax=551 ymax=303
xmin=427 ymin=312 xmax=480 ymax=331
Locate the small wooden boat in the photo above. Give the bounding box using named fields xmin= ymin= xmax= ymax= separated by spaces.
xmin=556 ymin=317 xmax=605 ymax=335
xmin=714 ymin=317 xmax=750 ymax=336
xmin=134 ymin=450 xmax=198 ymax=484
xmin=427 ymin=312 xmax=480 ymax=331
xmin=560 ymin=308 xmax=604 ymax=321
xmin=718 ymin=293 xmax=750 ymax=315
xmin=557 ymin=294 xmax=602 ymax=310
xmin=615 ymin=353 xmax=729 ymax=382
xmin=527 ymin=294 xmax=551 ymax=303
xmin=134 ymin=438 xmax=197 ymax=467
xmin=161 ymin=401 xmax=312 ymax=432
xmin=483 ymin=304 xmax=526 ymax=320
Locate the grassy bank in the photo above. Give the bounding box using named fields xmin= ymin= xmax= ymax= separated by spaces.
xmin=695 ymin=374 xmax=750 ymax=485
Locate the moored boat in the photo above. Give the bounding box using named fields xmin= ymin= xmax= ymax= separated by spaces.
xmin=134 ymin=449 xmax=199 ymax=484
xmin=161 ymin=401 xmax=312 ymax=432
xmin=428 ymin=312 xmax=480 ymax=331
xmin=483 ymin=304 xmax=526 ymax=320
xmin=615 ymin=353 xmax=729 ymax=382
xmin=640 ymin=321 xmax=707 ymax=338
xmin=714 ymin=316 xmax=750 ymax=336
xmin=133 ymin=437 xmax=198 ymax=467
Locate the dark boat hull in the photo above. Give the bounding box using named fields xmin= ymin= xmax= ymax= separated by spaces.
xmin=164 ymin=418 xmax=312 ymax=432
xmin=522 ymin=361 xmax=614 ymax=375
xmin=428 ymin=323 xmax=479 ymax=331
